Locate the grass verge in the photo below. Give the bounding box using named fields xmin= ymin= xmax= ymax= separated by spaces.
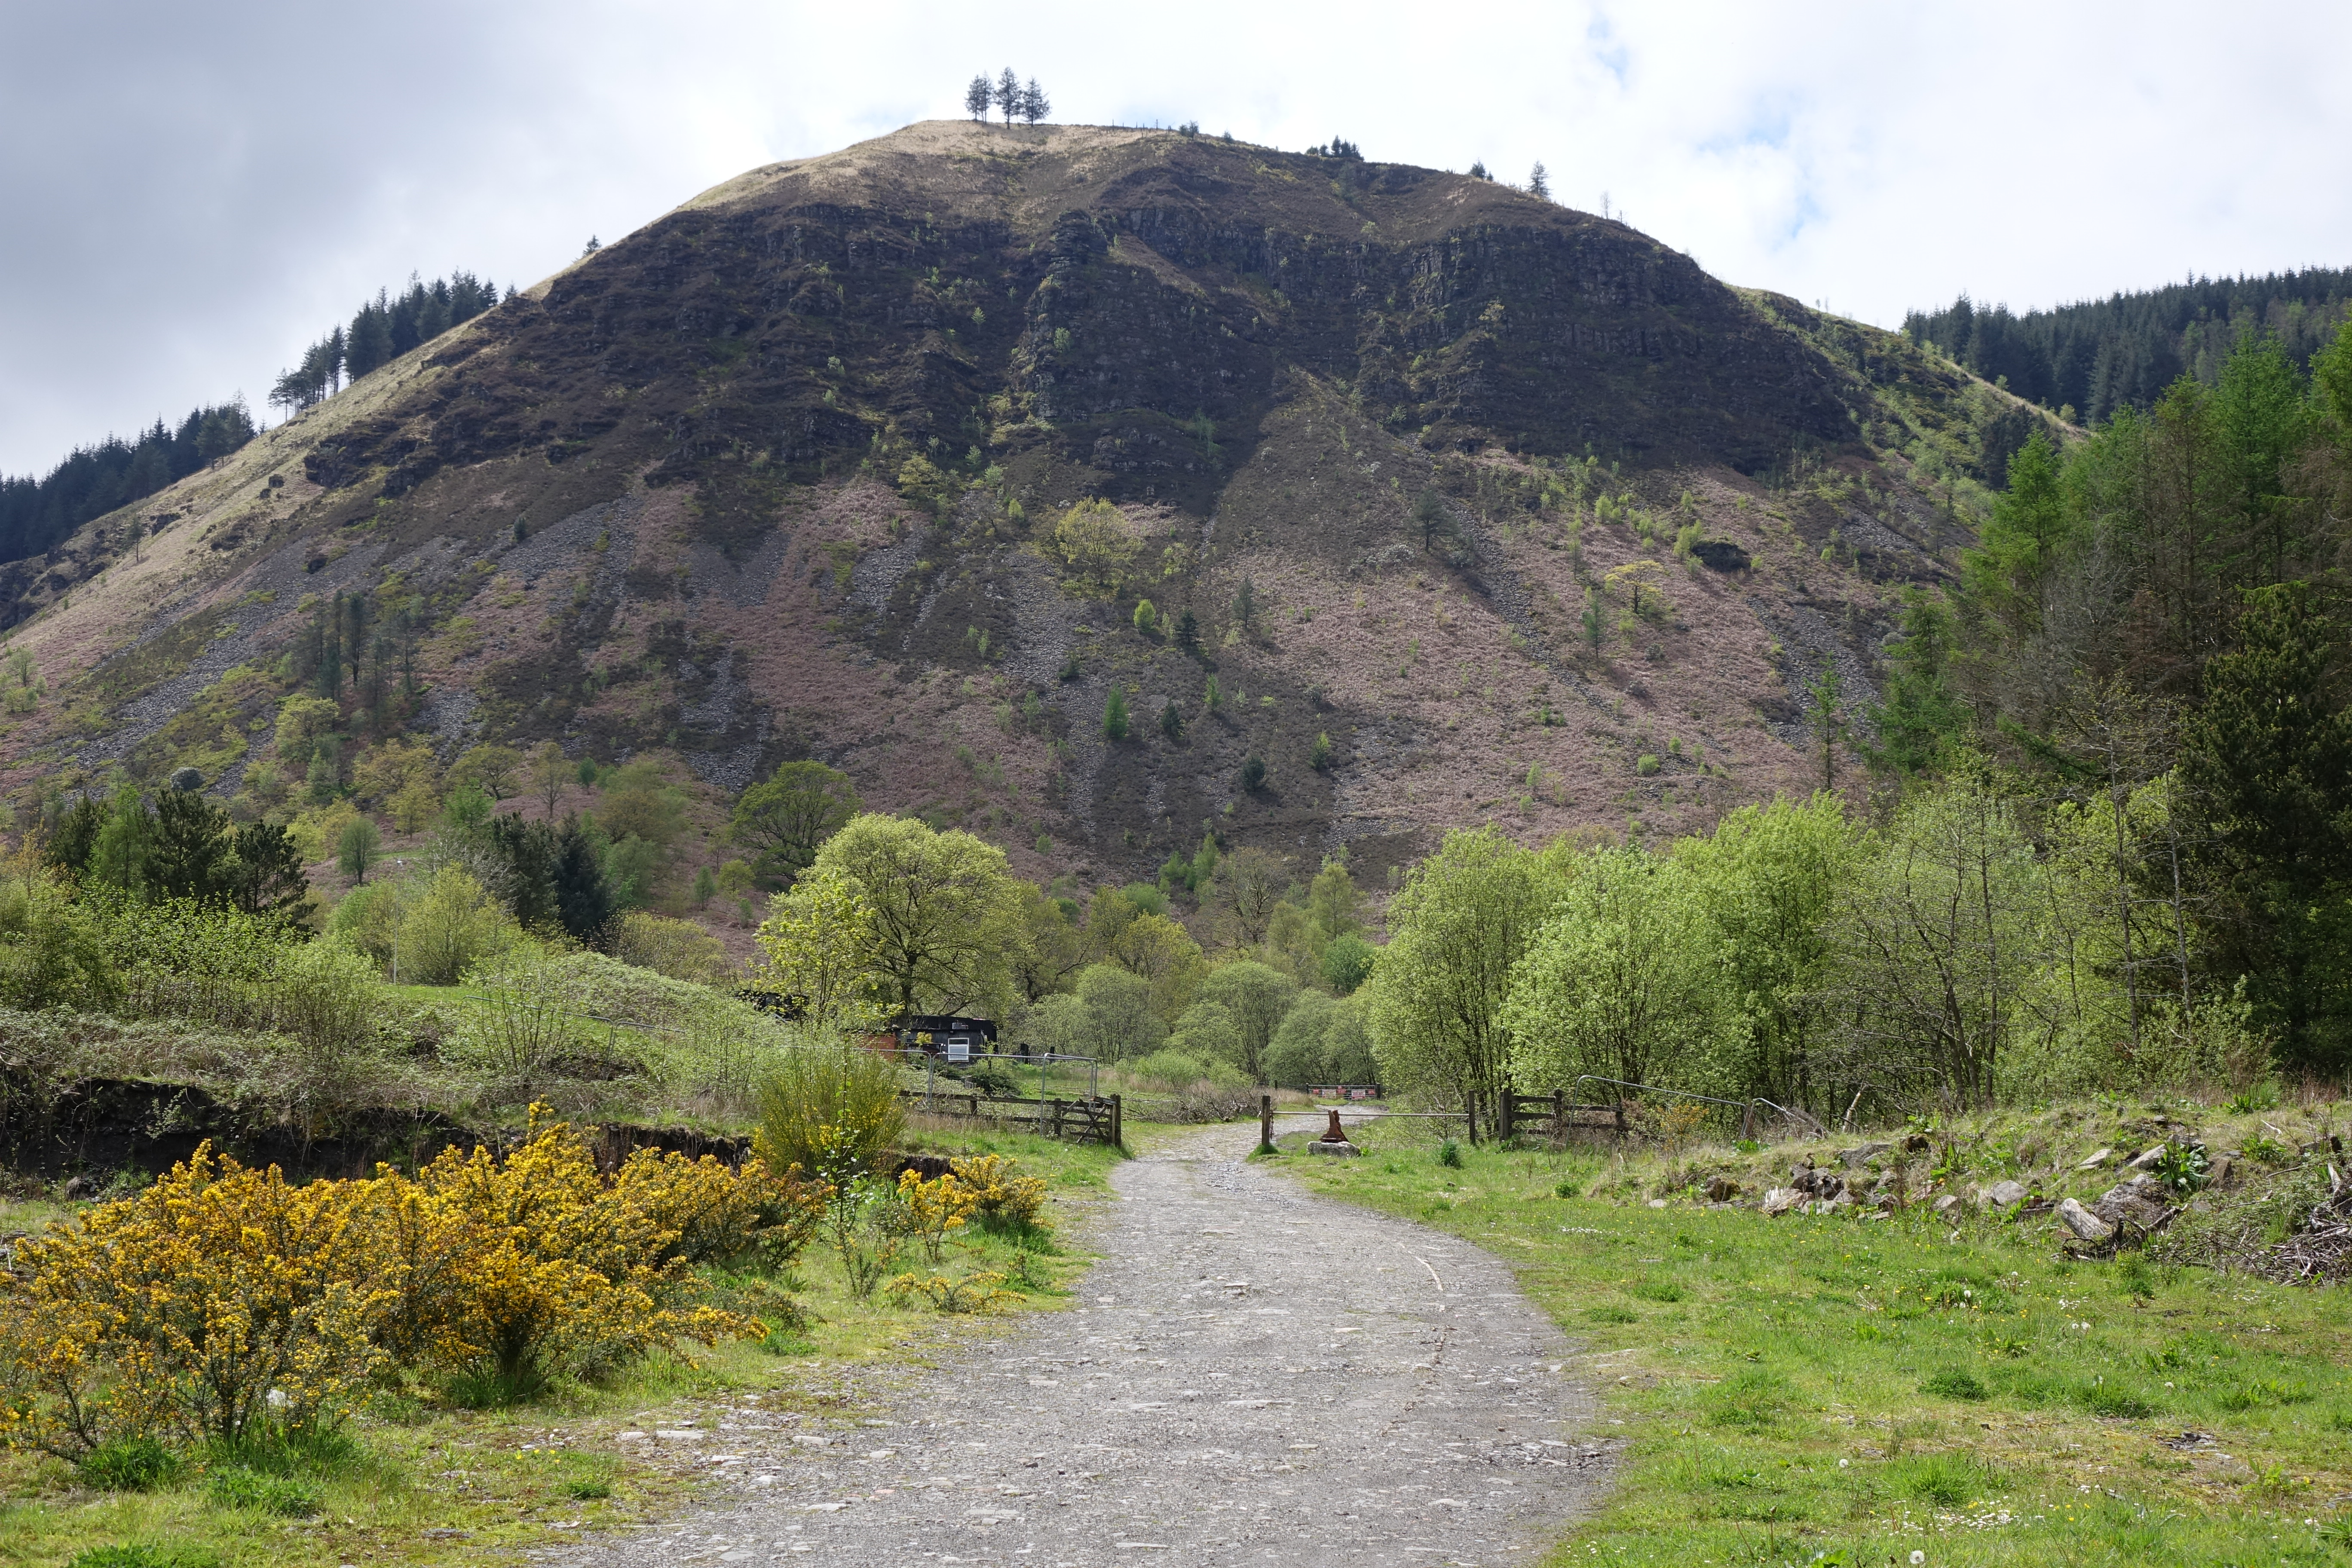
xmin=1280 ymin=1111 xmax=2352 ymax=1567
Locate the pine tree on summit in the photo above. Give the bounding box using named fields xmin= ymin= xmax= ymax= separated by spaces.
xmin=965 ymin=74 xmax=991 ymax=121
xmin=1020 ymin=77 xmax=1049 ymax=125
xmin=1528 ymin=161 xmax=1550 ymax=199
xmin=994 ymin=67 xmax=1020 ymax=124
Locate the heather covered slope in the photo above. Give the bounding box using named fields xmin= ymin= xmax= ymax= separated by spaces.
xmin=0 ymin=120 xmax=2050 ymax=896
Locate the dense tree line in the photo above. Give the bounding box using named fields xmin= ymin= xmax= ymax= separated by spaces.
xmin=1905 ymin=268 xmax=2352 ymax=426
xmin=0 ymin=400 xmax=255 ymax=567
xmin=270 ymin=271 xmax=506 ymax=414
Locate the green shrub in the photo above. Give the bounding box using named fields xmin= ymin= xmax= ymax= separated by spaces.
xmin=1630 ymin=1279 xmax=1685 ymax=1303
xmin=75 ymin=1435 xmax=180 ymax=1491
xmin=1436 ymin=1138 xmax=1463 ymax=1169
xmin=754 ymin=1038 xmax=906 ymax=1179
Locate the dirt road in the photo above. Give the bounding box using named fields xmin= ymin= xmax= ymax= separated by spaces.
xmin=554 ymin=1117 xmax=1609 ymax=1567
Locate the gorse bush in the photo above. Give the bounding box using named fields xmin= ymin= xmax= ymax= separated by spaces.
xmin=949 ymin=1153 xmax=1049 ymax=1236
xmin=0 ymin=1111 xmax=787 ymax=1459
xmin=0 ymin=1145 xmax=389 ymax=1456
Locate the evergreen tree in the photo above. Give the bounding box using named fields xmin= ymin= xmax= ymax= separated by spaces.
xmin=1528 ymin=161 xmax=1550 ymax=199
xmin=1160 ymin=698 xmax=1184 ymax=740
xmin=1867 ymin=587 xmax=1966 ymax=775
xmin=551 ymin=812 xmax=617 ymax=944
xmin=994 ymin=67 xmax=1020 ymax=124
xmin=1103 ymin=686 xmax=1130 ymax=740
xmin=965 ymin=74 xmax=992 ymax=121
xmin=1020 ymin=77 xmax=1050 ymax=126
xmin=2179 ymin=582 xmax=2352 ymax=1068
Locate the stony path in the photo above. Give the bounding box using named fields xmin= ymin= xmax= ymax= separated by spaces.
xmin=552 ymin=1118 xmax=1611 ymax=1568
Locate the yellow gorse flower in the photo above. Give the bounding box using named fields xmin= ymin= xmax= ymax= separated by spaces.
xmin=0 ymin=1105 xmax=812 ymax=1455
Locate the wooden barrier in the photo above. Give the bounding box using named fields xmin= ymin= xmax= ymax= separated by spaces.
xmin=900 ymin=1089 xmax=1122 ymax=1148
xmin=1498 ymin=1093 xmax=1631 ymax=1141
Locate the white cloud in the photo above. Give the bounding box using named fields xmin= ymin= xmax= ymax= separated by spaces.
xmin=3 ymin=0 xmax=2346 ymax=472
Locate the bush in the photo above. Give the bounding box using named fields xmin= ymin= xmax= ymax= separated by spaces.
xmin=397 ymin=866 xmax=519 ymax=985
xmin=613 ymin=910 xmax=737 ymax=986
xmin=0 ymin=1115 xmax=779 ymax=1452
xmin=753 ymin=1041 xmax=906 ymax=1180
xmin=1437 ymin=1138 xmax=1464 ymax=1169
xmin=949 ymin=1154 xmax=1049 ymax=1236
xmin=0 ymin=1145 xmax=387 ymax=1456
xmin=368 ymin=1112 xmax=766 ymax=1396
xmin=271 ymin=935 xmax=383 ymax=1070
xmin=0 ymin=873 xmax=118 ymax=1011
xmin=449 ymin=943 xmax=586 ymax=1083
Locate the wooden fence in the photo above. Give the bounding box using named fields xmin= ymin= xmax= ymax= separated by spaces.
xmin=900 ymin=1089 xmax=1122 ymax=1148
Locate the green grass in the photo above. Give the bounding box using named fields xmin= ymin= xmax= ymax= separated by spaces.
xmin=1283 ymin=1115 xmax=2352 ymax=1567
xmin=0 ymin=1131 xmax=1114 ymax=1567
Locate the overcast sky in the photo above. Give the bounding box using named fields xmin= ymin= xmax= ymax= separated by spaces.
xmin=4 ymin=1 xmax=2346 ymax=475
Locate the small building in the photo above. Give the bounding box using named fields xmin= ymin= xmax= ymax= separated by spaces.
xmin=892 ymin=1014 xmax=998 ymax=1064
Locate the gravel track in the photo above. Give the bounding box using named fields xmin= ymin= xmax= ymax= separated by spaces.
xmin=552 ymin=1117 xmax=1610 ymax=1568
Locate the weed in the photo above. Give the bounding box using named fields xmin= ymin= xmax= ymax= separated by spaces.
xmin=1437 ymin=1138 xmax=1464 ymax=1169
xmin=1922 ymin=1368 xmax=1988 ymax=1401
xmin=74 ymin=1436 xmax=181 ymax=1491
xmin=1586 ymin=1305 xmax=1639 ymax=1324
xmin=68 ymin=1551 xmax=220 ymax=1568
xmin=1630 ymin=1279 xmax=1685 ymax=1303
xmin=1891 ymin=1451 xmax=1996 ymax=1507
xmin=1555 ymin=1177 xmax=1580 ymax=1198
xmin=888 ymin=1270 xmax=1016 ymax=1314
xmin=564 ymin=1478 xmax=613 ymax=1500
xmin=203 ymin=1464 xmax=322 ymax=1516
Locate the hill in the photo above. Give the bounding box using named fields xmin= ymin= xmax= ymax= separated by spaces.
xmin=0 ymin=119 xmax=2049 ymax=905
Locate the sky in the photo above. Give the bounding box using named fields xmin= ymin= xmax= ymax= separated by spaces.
xmin=4 ymin=0 xmax=2347 ymax=475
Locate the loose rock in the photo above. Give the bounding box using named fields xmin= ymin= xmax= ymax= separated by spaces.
xmin=1836 ymin=1142 xmax=1893 ymax=1169
xmin=2056 ymin=1198 xmax=2114 ymax=1244
xmin=1704 ymin=1176 xmax=1740 ymax=1203
xmin=1980 ymin=1180 xmax=2028 ymax=1209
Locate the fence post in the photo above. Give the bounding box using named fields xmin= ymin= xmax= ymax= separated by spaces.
xmin=1553 ymin=1089 xmax=1565 ymax=1145
xmin=1499 ymin=1093 xmax=1514 ymax=1142
xmin=1259 ymin=1094 xmax=1273 ymax=1153
xmin=1110 ymin=1093 xmax=1123 ymax=1149
xmin=1051 ymin=1098 xmax=1064 ymax=1139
